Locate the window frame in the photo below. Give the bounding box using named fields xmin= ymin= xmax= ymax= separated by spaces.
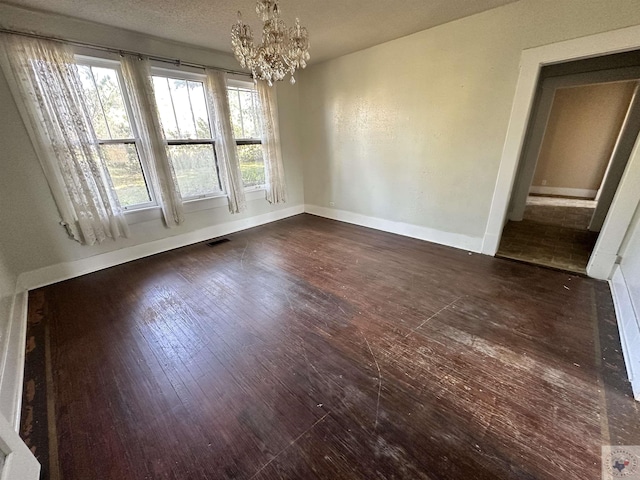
xmin=150 ymin=65 xmax=225 ymax=201
xmin=75 ymin=54 xmax=159 ymax=212
xmin=227 ymin=78 xmax=265 ymax=191
xmin=70 ymin=52 xmax=268 ymax=223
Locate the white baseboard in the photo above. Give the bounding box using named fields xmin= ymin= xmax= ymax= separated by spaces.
xmin=529 ymin=186 xmax=597 ymax=199
xmin=18 ymin=204 xmax=304 ymax=291
xmin=609 ymin=265 xmax=640 ymax=401
xmin=304 ymin=204 xmax=483 ymax=253
xmin=0 ymin=289 xmax=28 ymax=431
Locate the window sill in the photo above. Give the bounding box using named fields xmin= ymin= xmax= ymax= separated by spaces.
xmin=123 ymin=206 xmax=163 ymax=224
xmin=123 ymin=188 xmax=266 ymax=224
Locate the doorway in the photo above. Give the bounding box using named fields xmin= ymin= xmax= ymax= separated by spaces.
xmin=497 ymin=79 xmax=639 ymax=274
xmin=497 ymin=196 xmax=599 ymax=274
xmin=482 ymin=26 xmax=640 ymax=280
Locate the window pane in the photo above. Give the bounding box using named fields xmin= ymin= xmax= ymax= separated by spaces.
xmin=167 ymin=144 xmax=220 ymax=198
xmin=228 ymin=88 xmax=243 ymax=138
xmin=77 ymin=65 xmax=132 ymax=140
xmin=78 ymin=65 xmax=110 ymax=139
xmin=237 ymin=144 xmax=265 ymax=187
xmin=228 ymin=85 xmax=265 ymax=187
xmin=91 ymin=67 xmax=132 ymax=139
xmin=168 ymin=78 xmax=197 ymax=139
xmin=228 ymin=86 xmax=262 ymax=140
xmin=239 ymin=89 xmax=259 ymax=138
xmin=188 ymin=81 xmax=211 ymax=139
xmin=152 ymin=77 xmax=180 ymax=139
xmin=153 ymin=77 xmax=211 ymax=141
xmin=100 ymin=144 xmax=152 ymax=207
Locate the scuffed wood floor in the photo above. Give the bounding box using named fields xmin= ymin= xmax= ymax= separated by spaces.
xmin=22 ymin=214 xmax=640 ymax=479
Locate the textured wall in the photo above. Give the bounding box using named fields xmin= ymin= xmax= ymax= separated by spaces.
xmin=532 ymin=82 xmax=636 ymax=192
xmin=298 ymin=0 xmax=640 ymax=240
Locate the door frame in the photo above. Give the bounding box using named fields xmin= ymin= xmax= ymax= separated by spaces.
xmin=482 ymin=24 xmax=640 ymax=280
xmin=0 ymin=412 xmax=39 ymax=479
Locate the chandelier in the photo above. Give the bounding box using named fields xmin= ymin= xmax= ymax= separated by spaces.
xmin=231 ymin=0 xmax=310 ymax=86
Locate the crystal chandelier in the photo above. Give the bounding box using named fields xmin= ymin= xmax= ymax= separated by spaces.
xmin=231 ymin=0 xmax=310 ymax=86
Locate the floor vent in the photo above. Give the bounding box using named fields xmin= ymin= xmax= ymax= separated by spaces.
xmin=206 ymin=238 xmax=230 ymax=247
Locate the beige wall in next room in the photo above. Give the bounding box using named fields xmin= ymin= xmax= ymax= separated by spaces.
xmin=531 ymin=81 xmax=636 ymax=195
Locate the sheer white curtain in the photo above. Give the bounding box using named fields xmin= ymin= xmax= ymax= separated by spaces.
xmin=256 ymin=81 xmax=287 ymax=204
xmin=205 ymin=70 xmax=246 ymax=213
xmin=121 ymin=55 xmax=184 ymax=227
xmin=0 ymin=33 xmax=129 ymax=245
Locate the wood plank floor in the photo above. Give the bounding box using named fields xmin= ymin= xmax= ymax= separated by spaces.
xmin=497 ymin=196 xmax=598 ymax=274
xmin=22 ymin=214 xmax=640 ymax=479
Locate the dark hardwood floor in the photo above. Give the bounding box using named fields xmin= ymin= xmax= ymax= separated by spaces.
xmin=21 ymin=214 xmax=640 ymax=479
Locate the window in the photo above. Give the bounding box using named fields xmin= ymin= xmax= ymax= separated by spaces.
xmin=77 ymin=59 xmax=154 ymax=209
xmin=6 ymin=32 xmax=283 ymax=246
xmin=151 ymin=71 xmax=221 ymax=200
xmin=227 ymin=82 xmax=266 ymax=188
xmin=76 ymin=56 xmax=267 ymax=214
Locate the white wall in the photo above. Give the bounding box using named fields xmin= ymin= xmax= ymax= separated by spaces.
xmin=298 ymin=0 xmax=640 ymax=246
xmin=0 ymin=4 xmax=304 ymax=280
xmin=0 ymin=257 xmax=17 ymax=351
xmin=0 ymin=77 xmax=21 ymax=360
xmin=0 ymin=250 xmax=22 ymax=428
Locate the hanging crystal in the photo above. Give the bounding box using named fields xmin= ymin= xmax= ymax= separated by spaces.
xmin=230 ymin=12 xmax=254 ymax=69
xmin=230 ymin=0 xmax=310 ymax=86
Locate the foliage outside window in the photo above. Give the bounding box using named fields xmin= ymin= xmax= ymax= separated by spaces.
xmin=152 ymin=74 xmax=221 ymax=199
xmin=77 ymin=57 xmax=266 ymax=211
xmin=77 ymin=62 xmax=153 ymax=209
xmin=228 ymin=84 xmax=266 ymax=188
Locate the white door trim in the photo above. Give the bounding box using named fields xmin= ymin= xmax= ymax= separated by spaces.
xmin=609 ymin=264 xmax=640 ymax=401
xmin=587 ymin=135 xmax=640 ymax=278
xmin=482 ymin=23 xmax=640 ymax=281
xmin=0 ymin=412 xmax=40 ymax=479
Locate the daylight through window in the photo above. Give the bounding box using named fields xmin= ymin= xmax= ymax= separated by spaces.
xmin=77 ymin=58 xmax=268 ymax=211
xmin=228 ymin=83 xmax=265 ymax=188
xmin=152 ymin=74 xmax=221 ymax=199
xmin=77 ymin=61 xmax=153 ymax=209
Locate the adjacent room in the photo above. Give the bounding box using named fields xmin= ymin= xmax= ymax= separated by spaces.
xmin=498 ymin=81 xmax=637 ymax=273
xmin=498 ymin=51 xmax=640 ymax=274
xmin=1 ymin=1 xmax=640 ymax=479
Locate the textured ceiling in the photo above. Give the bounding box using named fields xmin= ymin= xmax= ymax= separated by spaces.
xmin=2 ymin=0 xmax=520 ymax=63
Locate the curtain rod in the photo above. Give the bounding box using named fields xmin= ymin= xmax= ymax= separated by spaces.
xmin=0 ymin=27 xmax=252 ymax=78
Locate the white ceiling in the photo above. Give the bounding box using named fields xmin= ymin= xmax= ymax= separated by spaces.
xmin=2 ymin=0 xmax=520 ymax=64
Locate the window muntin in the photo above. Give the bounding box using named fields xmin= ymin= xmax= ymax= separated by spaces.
xmin=152 ymin=73 xmax=221 ymax=199
xmin=77 ymin=62 xmax=154 ymax=209
xmin=227 ymin=84 xmax=265 ymax=188
xmin=77 ymin=57 xmax=267 ymax=214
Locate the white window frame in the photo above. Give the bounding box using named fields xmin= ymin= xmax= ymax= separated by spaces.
xmin=68 ymin=51 xmax=267 ymax=223
xmin=150 ymin=65 xmax=224 ymax=202
xmin=227 ymin=77 xmax=266 ymax=191
xmin=74 ymin=54 xmax=159 ymax=212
